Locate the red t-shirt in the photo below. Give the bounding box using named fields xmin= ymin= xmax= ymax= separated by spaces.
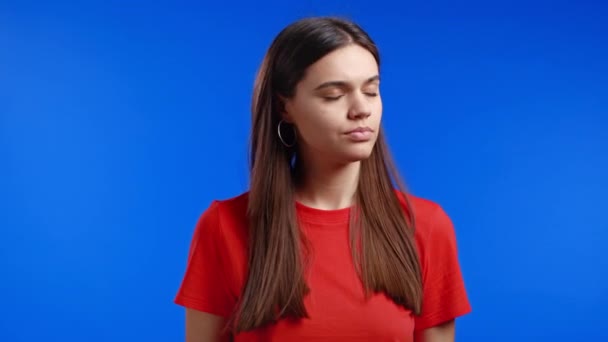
xmin=174 ymin=192 xmax=471 ymax=341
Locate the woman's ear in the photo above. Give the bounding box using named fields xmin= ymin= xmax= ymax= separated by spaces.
xmin=277 ymin=95 xmax=294 ymax=123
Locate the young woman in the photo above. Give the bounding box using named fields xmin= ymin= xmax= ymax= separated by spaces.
xmin=175 ymin=16 xmax=471 ymax=341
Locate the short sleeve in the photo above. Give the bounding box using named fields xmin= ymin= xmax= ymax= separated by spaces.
xmin=174 ymin=201 xmax=235 ymax=317
xmin=414 ymin=205 xmax=472 ymax=331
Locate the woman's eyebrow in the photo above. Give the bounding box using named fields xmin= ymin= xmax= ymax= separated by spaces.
xmin=313 ymin=75 xmax=380 ymax=91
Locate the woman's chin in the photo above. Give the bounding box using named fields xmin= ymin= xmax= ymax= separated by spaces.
xmin=340 ymin=146 xmax=375 ymax=163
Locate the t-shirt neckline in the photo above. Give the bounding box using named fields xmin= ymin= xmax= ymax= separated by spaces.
xmin=295 ymin=201 xmax=352 ymax=225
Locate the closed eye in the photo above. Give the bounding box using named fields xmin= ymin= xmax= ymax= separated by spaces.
xmin=323 ymin=95 xmax=344 ymax=101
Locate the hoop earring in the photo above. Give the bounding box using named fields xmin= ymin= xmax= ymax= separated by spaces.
xmin=277 ymin=120 xmax=296 ymax=148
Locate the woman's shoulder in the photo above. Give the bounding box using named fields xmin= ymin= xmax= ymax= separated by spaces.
xmin=395 ymin=190 xmax=457 ymax=244
xmin=195 ymin=191 xmax=250 ymax=238
xmin=206 ymin=191 xmax=250 ymax=216
xmin=395 ymin=190 xmax=444 ymax=220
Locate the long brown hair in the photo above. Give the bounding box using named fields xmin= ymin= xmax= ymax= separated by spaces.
xmin=234 ymin=16 xmax=422 ymax=333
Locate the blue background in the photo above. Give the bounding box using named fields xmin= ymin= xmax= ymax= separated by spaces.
xmin=1 ymin=1 xmax=606 ymax=341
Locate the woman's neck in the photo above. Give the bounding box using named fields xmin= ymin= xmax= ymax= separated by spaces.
xmin=294 ymin=158 xmax=361 ymax=210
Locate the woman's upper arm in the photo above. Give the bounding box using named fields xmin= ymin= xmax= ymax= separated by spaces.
xmin=185 ymin=308 xmax=230 ymax=342
xmin=175 ymin=202 xmax=237 ymax=341
xmin=414 ymin=319 xmax=455 ymax=342
xmin=413 ymin=203 xmax=471 ymax=332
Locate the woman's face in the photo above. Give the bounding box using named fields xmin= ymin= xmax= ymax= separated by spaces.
xmin=283 ymin=44 xmax=382 ymax=165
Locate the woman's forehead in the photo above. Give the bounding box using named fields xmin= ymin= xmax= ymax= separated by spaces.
xmin=300 ymin=45 xmax=379 ymax=86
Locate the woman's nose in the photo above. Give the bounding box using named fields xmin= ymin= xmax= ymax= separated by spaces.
xmin=347 ymin=93 xmax=372 ymax=119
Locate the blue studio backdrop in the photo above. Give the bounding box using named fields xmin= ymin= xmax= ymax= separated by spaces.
xmin=1 ymin=1 xmax=606 ymax=341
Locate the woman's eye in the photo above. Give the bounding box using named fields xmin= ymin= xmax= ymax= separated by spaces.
xmin=364 ymin=88 xmax=379 ymax=97
xmin=323 ymin=95 xmax=343 ymax=101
